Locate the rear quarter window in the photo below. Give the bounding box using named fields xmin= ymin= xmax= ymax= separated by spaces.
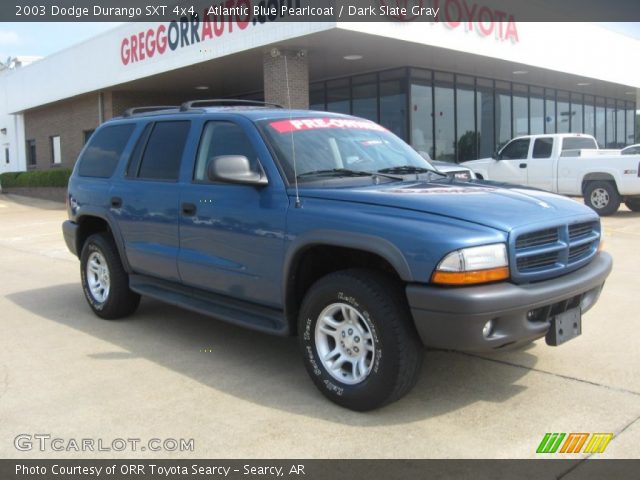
xmin=77 ymin=124 xmax=135 ymax=177
xmin=562 ymin=137 xmax=598 ymax=151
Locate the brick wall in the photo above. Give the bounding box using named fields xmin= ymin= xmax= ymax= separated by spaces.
xmin=22 ymin=91 xmax=190 ymax=171
xmin=263 ymin=49 xmax=309 ymax=109
xmin=110 ymin=92 xmax=189 ymax=118
xmin=23 ymin=93 xmax=100 ymax=170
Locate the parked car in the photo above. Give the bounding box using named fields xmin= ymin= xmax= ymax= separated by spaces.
xmin=621 ymin=144 xmax=640 ymax=155
xmin=416 ymin=151 xmax=476 ymax=181
xmin=462 ymin=133 xmax=640 ymax=215
xmin=62 ymin=103 xmax=612 ymax=410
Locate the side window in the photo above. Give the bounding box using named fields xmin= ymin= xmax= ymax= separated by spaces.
xmin=499 ymin=139 xmax=530 ymax=160
xmin=194 ymin=121 xmax=259 ymax=182
xmin=77 ymin=124 xmax=135 ymax=178
xmin=137 ymin=121 xmax=190 ymax=181
xmin=532 ymin=138 xmax=553 ymax=159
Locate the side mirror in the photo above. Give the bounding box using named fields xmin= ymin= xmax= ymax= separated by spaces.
xmin=207 ymin=155 xmax=268 ymax=186
xmin=492 ymin=149 xmax=501 ymax=160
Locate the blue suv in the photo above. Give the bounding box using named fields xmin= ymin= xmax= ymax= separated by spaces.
xmin=63 ymin=100 xmax=612 ymax=410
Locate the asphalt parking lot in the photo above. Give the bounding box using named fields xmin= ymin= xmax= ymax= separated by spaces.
xmin=0 ymin=194 xmax=638 ymax=461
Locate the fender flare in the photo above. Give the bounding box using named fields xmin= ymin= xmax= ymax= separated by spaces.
xmin=75 ymin=207 xmax=132 ymax=273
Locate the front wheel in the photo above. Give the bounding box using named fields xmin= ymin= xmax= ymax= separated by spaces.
xmin=584 ymin=181 xmax=620 ymax=216
xmin=298 ymin=269 xmax=423 ymax=411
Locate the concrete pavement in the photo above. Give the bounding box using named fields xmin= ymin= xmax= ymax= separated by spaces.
xmin=0 ymin=194 xmax=638 ymax=459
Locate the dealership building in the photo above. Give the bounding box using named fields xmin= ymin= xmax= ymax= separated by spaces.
xmin=1 ymin=12 xmax=639 ymax=173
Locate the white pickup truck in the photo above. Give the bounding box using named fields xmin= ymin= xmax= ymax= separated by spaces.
xmin=462 ymin=133 xmax=640 ymax=215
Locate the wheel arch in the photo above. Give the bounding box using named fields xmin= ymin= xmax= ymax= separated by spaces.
xmin=581 ymin=172 xmax=619 ymax=195
xmin=283 ymin=231 xmax=413 ymax=335
xmin=75 ymin=212 xmax=131 ymax=273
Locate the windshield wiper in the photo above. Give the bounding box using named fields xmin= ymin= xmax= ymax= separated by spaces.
xmin=297 ymin=168 xmax=402 ymax=181
xmin=297 ymin=168 xmax=374 ymax=179
xmin=377 ymin=165 xmax=446 ymax=177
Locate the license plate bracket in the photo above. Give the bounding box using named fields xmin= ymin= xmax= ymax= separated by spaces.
xmin=546 ymin=308 xmax=582 ymax=346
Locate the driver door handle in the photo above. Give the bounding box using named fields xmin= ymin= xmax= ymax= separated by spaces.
xmin=519 ymin=163 xmax=527 ymax=169
xmin=182 ymin=203 xmax=197 ymax=216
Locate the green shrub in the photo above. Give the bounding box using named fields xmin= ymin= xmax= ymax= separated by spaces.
xmin=0 ymin=169 xmax=71 ymax=189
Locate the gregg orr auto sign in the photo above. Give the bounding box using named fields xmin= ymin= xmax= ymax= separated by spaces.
xmin=120 ymin=0 xmax=307 ymax=66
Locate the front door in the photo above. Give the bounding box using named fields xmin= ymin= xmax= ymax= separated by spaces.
xmin=178 ymin=120 xmax=288 ymax=308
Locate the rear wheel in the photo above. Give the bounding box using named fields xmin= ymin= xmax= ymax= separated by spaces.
xmin=584 ymin=181 xmax=620 ymax=216
xmin=298 ymin=269 xmax=423 ymax=411
xmin=624 ymin=198 xmax=640 ymax=212
xmin=80 ymin=233 xmax=140 ymax=319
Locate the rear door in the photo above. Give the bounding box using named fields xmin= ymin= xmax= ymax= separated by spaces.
xmin=111 ymin=120 xmax=191 ymax=281
xmin=177 ymin=119 xmax=288 ymax=308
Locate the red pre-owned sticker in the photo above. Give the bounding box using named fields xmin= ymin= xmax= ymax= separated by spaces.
xmin=269 ymin=118 xmax=387 ymax=134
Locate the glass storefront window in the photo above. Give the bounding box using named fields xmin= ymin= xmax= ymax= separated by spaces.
xmin=309 ymin=68 xmax=633 ymax=163
xmin=606 ymin=99 xmax=616 ymax=147
xmin=583 ymin=95 xmax=595 ymax=137
xmin=545 ymin=90 xmax=556 ymax=134
xmin=617 ymin=100 xmax=626 ymax=147
xmin=410 ymin=82 xmax=433 ymax=157
xmin=326 ymin=78 xmax=350 ymax=114
xmin=595 ymin=98 xmax=606 ymax=147
xmin=626 ymin=104 xmax=635 ymax=145
xmin=380 ymin=70 xmax=407 ymax=141
xmin=456 ymin=76 xmax=476 ymax=162
xmin=557 ymin=91 xmax=570 ymax=133
xmin=352 ymin=74 xmax=378 ymax=122
xmin=530 ymin=87 xmax=544 ymax=135
xmin=513 ymin=94 xmax=528 ymax=137
xmin=476 ymin=79 xmax=494 ymax=158
xmin=434 ymin=73 xmax=455 ymax=160
xmin=571 ymin=93 xmax=583 ymax=133
xmin=496 ymin=82 xmax=511 ymax=148
xmin=309 ymin=82 xmax=325 ymax=111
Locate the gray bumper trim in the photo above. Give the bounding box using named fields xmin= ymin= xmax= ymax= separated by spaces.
xmin=406 ymin=252 xmax=612 ymax=352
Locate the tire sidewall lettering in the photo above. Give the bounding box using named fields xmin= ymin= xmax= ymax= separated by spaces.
xmin=303 ymin=291 xmax=383 ymax=393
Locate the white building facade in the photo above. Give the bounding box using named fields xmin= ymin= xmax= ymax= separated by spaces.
xmin=1 ymin=17 xmax=638 ymax=171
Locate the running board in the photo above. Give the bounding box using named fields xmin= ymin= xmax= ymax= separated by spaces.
xmin=129 ymin=275 xmax=289 ymax=336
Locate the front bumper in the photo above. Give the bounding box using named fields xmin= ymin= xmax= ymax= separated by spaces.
xmin=406 ymin=252 xmax=612 ymax=352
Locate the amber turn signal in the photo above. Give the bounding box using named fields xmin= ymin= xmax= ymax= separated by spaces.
xmin=431 ymin=266 xmax=510 ymax=286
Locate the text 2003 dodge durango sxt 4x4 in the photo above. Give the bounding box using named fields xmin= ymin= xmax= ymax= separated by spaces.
xmin=62 ymin=101 xmax=612 ymax=411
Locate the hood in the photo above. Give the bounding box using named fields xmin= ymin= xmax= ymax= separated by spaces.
xmin=298 ymin=181 xmax=594 ymax=232
xmin=461 ymin=157 xmax=493 ymax=167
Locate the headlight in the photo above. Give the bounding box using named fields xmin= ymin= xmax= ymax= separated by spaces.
xmin=431 ymin=243 xmax=509 ymax=285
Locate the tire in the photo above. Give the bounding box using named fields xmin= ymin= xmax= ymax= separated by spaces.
xmin=298 ymin=269 xmax=423 ymax=411
xmin=80 ymin=233 xmax=140 ymax=319
xmin=624 ymin=198 xmax=640 ymax=212
xmin=584 ymin=181 xmax=620 ymax=216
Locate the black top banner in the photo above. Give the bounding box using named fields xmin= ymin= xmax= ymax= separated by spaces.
xmin=5 ymin=0 xmax=640 ymax=22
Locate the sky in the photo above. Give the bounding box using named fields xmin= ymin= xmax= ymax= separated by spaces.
xmin=0 ymin=22 xmax=639 ymax=61
xmin=0 ymin=22 xmax=123 ymax=61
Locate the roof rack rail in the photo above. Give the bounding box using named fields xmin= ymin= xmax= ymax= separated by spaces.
xmin=180 ymin=99 xmax=283 ymax=111
xmin=122 ymin=106 xmax=179 ymax=117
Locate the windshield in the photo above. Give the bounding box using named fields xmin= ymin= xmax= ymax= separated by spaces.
xmin=258 ymin=117 xmax=435 ymax=183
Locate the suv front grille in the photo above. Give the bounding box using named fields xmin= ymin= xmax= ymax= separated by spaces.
xmin=511 ymin=221 xmax=600 ymax=282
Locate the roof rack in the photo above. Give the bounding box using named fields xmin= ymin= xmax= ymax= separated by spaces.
xmin=180 ymin=99 xmax=283 ymax=111
xmin=122 ymin=106 xmax=179 ymax=117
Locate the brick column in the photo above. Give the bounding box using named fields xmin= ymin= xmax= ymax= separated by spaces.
xmin=263 ymin=48 xmax=309 ymax=110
